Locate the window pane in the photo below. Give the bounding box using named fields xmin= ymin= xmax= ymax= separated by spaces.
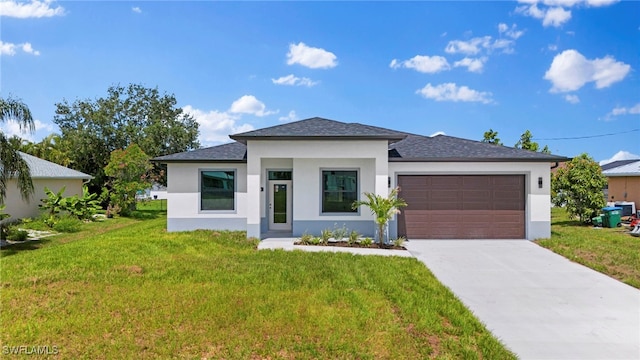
xmin=201 ymin=171 xmax=234 ymax=211
xmin=268 ymin=171 xmax=292 ymax=180
xmin=322 ymin=170 xmax=358 ymax=213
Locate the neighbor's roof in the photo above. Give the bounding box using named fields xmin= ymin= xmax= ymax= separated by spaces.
xmin=18 ymin=152 xmax=92 ymax=179
xmin=602 ymin=160 xmax=640 ymax=176
xmin=229 ymin=117 xmax=407 ymax=143
xmin=154 ymin=117 xmax=569 ymax=163
xmin=600 ymin=159 xmax=640 ymax=172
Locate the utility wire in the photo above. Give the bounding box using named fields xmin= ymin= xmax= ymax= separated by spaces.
xmin=533 ymin=128 xmax=639 ymax=141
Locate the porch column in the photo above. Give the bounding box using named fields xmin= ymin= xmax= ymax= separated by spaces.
xmin=246 ymin=151 xmax=261 ymax=239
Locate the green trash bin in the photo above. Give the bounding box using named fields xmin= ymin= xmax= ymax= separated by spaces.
xmin=591 ymin=215 xmax=603 ymax=227
xmin=602 ymin=207 xmax=622 ymax=228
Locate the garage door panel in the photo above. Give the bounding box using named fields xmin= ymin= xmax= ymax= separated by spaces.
xmin=398 ymin=175 xmax=525 ymax=239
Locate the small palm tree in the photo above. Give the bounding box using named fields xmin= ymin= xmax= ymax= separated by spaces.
xmin=352 ymin=187 xmax=407 ymax=246
xmin=1 ymin=97 xmax=35 ymax=203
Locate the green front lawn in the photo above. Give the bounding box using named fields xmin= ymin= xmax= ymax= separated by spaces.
xmin=1 ymin=206 xmax=514 ymax=359
xmin=537 ymin=207 xmax=640 ymax=289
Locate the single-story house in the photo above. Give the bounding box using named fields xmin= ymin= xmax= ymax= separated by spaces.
xmin=601 ymin=159 xmax=640 ymax=213
xmin=154 ymin=117 xmax=568 ymax=240
xmin=3 ymin=152 xmax=92 ymax=221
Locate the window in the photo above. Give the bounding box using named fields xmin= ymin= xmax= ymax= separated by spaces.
xmin=322 ymin=170 xmax=358 ymax=213
xmin=201 ymin=170 xmax=235 ymax=211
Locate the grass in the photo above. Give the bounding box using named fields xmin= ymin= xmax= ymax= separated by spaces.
xmin=1 ymin=202 xmax=515 ymax=359
xmin=536 ymin=207 xmax=640 ymax=289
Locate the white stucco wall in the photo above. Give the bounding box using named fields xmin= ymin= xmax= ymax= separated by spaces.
xmin=389 ymin=161 xmax=552 ymax=240
xmin=166 ymin=162 xmax=248 ymax=231
xmin=4 ymin=178 xmax=84 ymax=221
xmin=246 ymin=140 xmax=389 ymax=237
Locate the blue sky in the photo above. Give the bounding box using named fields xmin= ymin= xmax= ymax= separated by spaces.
xmin=1 ymin=0 xmax=638 ymax=164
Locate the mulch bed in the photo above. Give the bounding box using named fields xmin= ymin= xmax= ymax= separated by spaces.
xmin=295 ymin=241 xmax=406 ymax=250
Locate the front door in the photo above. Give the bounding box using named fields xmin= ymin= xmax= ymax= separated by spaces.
xmin=268 ymin=180 xmax=292 ymax=231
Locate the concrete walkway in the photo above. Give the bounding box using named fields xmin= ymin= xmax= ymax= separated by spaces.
xmin=405 ymin=240 xmax=640 ymax=360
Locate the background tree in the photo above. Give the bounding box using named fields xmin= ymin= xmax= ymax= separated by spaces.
xmin=17 ymin=134 xmax=73 ymax=167
xmin=551 ymin=153 xmax=607 ymax=223
xmin=481 ymin=129 xmax=503 ymax=145
xmin=0 ymin=97 xmax=35 ymax=203
xmin=104 ymin=144 xmax=152 ymax=215
xmin=54 ymin=83 xmax=200 ymax=190
xmin=514 ymin=130 xmax=539 ymax=151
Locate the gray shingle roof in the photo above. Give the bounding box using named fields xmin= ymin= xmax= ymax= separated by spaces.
xmin=602 ymin=160 xmax=640 ymax=176
xmin=154 ymin=118 xmax=569 ymax=163
xmin=229 ymin=117 xmax=407 ymax=143
xmin=389 ymin=134 xmax=569 ymax=162
xmin=600 ymin=159 xmax=640 ymax=171
xmin=153 ymin=141 xmax=247 ymax=162
xmin=18 ymin=152 xmax=92 ymax=179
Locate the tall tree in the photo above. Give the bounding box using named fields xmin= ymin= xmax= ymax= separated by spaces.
xmin=0 ymin=97 xmax=35 ymax=203
xmin=481 ymin=129 xmax=503 ymax=145
xmin=551 ymin=153 xmax=607 ymax=223
xmin=104 ymin=144 xmax=152 ymax=214
xmin=514 ymin=130 xmax=539 ymax=151
xmin=54 ymin=83 xmax=200 ymax=188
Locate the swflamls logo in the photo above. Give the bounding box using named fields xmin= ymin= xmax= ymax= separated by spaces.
xmin=2 ymin=345 xmax=59 ymax=355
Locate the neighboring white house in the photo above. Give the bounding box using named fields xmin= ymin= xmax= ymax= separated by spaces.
xmin=154 ymin=117 xmax=568 ymax=240
xmin=3 ymin=152 xmax=92 ymax=221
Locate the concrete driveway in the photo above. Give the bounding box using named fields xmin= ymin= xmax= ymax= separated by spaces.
xmin=405 ymin=240 xmax=640 ymax=360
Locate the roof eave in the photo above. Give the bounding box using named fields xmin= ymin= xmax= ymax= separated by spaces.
xmin=389 ymin=157 xmax=570 ymax=162
xmin=152 ymin=159 xmax=247 ymax=163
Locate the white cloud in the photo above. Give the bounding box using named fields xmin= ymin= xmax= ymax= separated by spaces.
xmin=548 ymin=44 xmax=558 ymax=51
xmin=603 ymin=103 xmax=640 ymax=120
xmin=445 ymin=36 xmax=515 ymax=55
xmin=544 ymin=49 xmax=630 ymax=92
xmin=0 ymin=40 xmax=40 ymax=56
xmin=516 ymin=0 xmax=618 ymax=27
xmin=229 ymin=95 xmax=277 ymax=117
xmin=453 ymin=57 xmax=487 ymax=73
xmin=430 ymin=131 xmax=446 ymax=137
xmin=498 ymin=23 xmax=524 ymax=39
xmin=286 ymin=42 xmax=337 ymax=69
xmin=271 ymin=74 xmax=318 ymax=87
xmin=21 ymin=42 xmax=40 ymax=55
xmin=132 ymin=6 xmax=141 ymax=13
xmin=599 ymin=150 xmax=640 ymax=165
xmin=0 ymin=0 xmax=65 ymax=18
xmin=416 ymin=83 xmax=494 ymax=104
xmin=279 ymin=110 xmax=297 ymax=122
xmin=182 ymin=105 xmax=254 ymax=144
xmin=0 ymin=119 xmax=53 ymax=142
xmin=564 ymin=94 xmax=580 ymax=104
xmin=389 ymin=55 xmax=450 ymax=73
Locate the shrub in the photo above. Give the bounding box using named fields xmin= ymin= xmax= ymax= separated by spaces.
xmin=348 ymin=230 xmax=359 ymax=245
xmin=298 ymin=232 xmax=313 ymax=245
xmin=7 ymin=229 xmax=29 ymax=242
xmin=360 ymin=237 xmax=373 ymax=247
xmin=393 ymin=237 xmax=406 ymax=248
xmin=321 ymin=229 xmax=331 ymax=245
xmin=332 ymin=224 xmax=348 ymax=242
xmin=309 ymin=237 xmax=322 ymax=245
xmin=53 ymin=216 xmax=83 ymax=233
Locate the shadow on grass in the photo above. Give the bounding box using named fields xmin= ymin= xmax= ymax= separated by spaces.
xmin=552 ymin=220 xmax=583 ymax=227
xmin=126 ymin=209 xmax=167 ymax=220
xmin=0 ymin=238 xmax=52 ymax=257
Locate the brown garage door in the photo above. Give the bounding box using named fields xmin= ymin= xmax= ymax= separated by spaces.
xmin=398 ymin=175 xmax=525 ymax=239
